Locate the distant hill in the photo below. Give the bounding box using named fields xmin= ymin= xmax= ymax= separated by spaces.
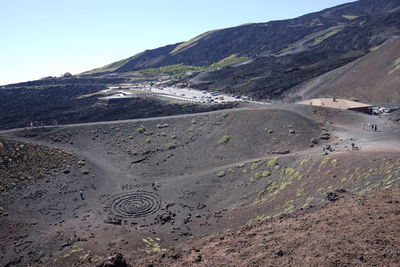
xmin=84 ymin=0 xmax=400 ymax=74
xmin=81 ymin=0 xmax=400 ymax=100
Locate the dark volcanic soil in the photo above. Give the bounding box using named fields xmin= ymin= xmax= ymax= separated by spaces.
xmin=0 ymin=78 xmax=237 ymax=130
xmin=0 ymin=138 xmax=73 ymax=192
xmin=289 ymin=37 xmax=400 ymax=103
xmin=0 ymin=105 xmax=399 ymax=266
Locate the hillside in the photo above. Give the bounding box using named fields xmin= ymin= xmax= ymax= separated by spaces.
xmin=81 ymin=0 xmax=400 ymax=100
xmin=85 ymin=0 xmax=400 ymax=74
xmin=288 ymin=37 xmax=400 ymax=103
xmin=136 ymin=188 xmax=400 ymax=266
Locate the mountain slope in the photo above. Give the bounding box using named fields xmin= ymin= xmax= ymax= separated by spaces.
xmin=189 ymin=7 xmax=400 ymax=100
xmin=81 ymin=0 xmax=400 ymax=101
xmin=84 ymin=0 xmax=400 ymax=75
xmin=288 ymin=37 xmax=400 ymax=103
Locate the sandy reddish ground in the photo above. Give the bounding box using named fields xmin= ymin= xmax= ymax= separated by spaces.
xmin=135 ymin=188 xmax=400 ymax=266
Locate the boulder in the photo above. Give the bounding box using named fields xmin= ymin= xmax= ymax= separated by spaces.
xmin=97 ymin=253 xmax=131 ymax=267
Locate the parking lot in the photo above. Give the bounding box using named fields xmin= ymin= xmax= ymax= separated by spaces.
xmin=101 ymin=84 xmax=259 ymax=104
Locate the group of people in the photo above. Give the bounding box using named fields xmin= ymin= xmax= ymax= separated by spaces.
xmin=28 ymin=120 xmax=59 ymax=128
xmin=362 ymin=122 xmax=378 ymax=131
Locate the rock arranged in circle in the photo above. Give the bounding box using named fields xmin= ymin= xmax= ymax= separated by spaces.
xmin=108 ymin=191 xmax=161 ymax=218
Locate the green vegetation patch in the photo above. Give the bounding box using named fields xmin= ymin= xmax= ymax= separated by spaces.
xmin=136 ymin=125 xmax=146 ymax=133
xmin=284 ymin=205 xmax=295 ymax=214
xmin=301 ymin=197 xmax=314 ymax=209
xmin=349 ymin=97 xmax=360 ymax=102
xmin=267 ymin=181 xmax=278 ymax=193
xmin=166 ymin=142 xmax=177 ymax=149
xmin=139 ymin=64 xmax=201 ymax=77
xmin=266 ymin=157 xmax=279 ymax=168
xmin=312 ymin=28 xmax=342 ymax=45
xmin=209 ymin=54 xmax=250 ymax=70
xmin=284 ymin=168 xmax=302 ymax=179
xmin=218 ymin=135 xmax=230 ymax=145
xmin=252 ymin=170 xmax=272 ymax=181
xmin=141 ymin=237 xmax=166 ymax=253
xmin=300 ymin=156 xmax=311 ymax=166
xmin=235 ymin=163 xmax=245 ymax=168
xmin=278 ymin=181 xmax=292 ymax=191
xmin=0 ymin=207 xmax=9 ymax=216
xmin=255 ymin=215 xmax=269 ymax=221
xmin=258 ymin=181 xmax=279 ymax=198
xmin=342 ymin=15 xmax=359 ymax=20
xmin=139 ymin=54 xmax=250 ymax=79
xmin=218 ymin=171 xmax=226 ymax=177
xmin=76 ymin=90 xmax=109 ymax=99
xmin=251 ymin=162 xmax=260 ymax=170
xmin=258 ymin=171 xmax=271 ymax=178
xmin=157 ymin=123 xmax=169 ymax=129
xmin=319 ymin=157 xmax=331 ymax=169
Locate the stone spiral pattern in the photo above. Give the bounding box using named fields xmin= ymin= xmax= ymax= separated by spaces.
xmin=109 ymin=191 xmax=160 ymax=218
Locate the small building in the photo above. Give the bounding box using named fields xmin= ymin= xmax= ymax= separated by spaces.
xmin=296 ymin=98 xmax=373 ymax=114
xmin=63 ymin=72 xmax=73 ymax=78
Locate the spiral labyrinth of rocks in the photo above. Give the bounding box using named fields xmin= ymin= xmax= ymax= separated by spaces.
xmin=108 ymin=191 xmax=161 ymax=218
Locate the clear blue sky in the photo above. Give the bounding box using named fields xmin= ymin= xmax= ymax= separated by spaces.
xmin=0 ymin=0 xmax=354 ymax=85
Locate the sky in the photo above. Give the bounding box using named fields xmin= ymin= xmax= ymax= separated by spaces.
xmin=0 ymin=0 xmax=355 ymax=85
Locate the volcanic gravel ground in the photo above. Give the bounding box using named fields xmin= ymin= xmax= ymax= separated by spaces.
xmin=0 ymin=105 xmax=399 ymax=266
xmin=135 ymin=188 xmax=400 ymax=266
